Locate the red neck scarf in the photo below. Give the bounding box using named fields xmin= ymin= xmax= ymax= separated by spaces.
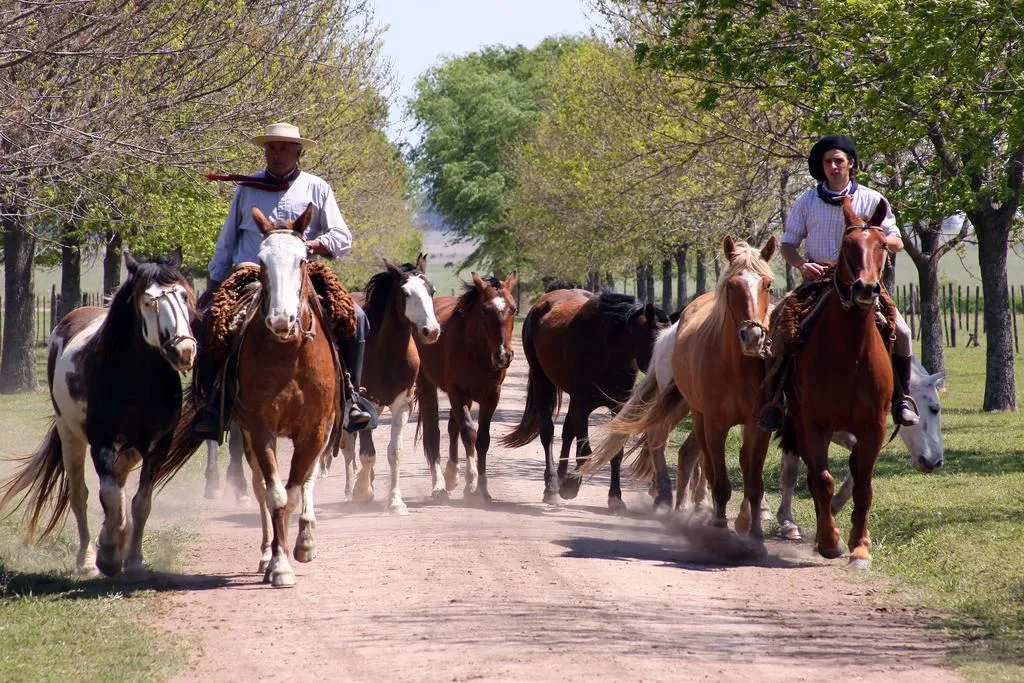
xmin=206 ymin=167 xmax=300 ymax=192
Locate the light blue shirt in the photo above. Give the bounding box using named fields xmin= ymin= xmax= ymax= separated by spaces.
xmin=208 ymin=170 xmax=352 ymax=282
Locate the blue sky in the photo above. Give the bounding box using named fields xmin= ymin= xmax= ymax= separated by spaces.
xmin=374 ymin=0 xmax=599 ymax=145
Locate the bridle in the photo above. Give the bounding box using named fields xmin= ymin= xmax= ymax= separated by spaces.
xmin=146 ymin=286 xmax=196 ymax=367
xmin=833 ymin=223 xmax=886 ymax=310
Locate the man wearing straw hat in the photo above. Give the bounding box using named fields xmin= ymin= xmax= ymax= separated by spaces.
xmin=192 ymin=122 xmax=374 ymax=441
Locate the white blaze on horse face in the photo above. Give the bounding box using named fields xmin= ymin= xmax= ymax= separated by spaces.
xmin=402 ymin=275 xmax=440 ymax=342
xmin=491 ymin=295 xmax=506 ymax=313
xmin=259 ymin=232 xmax=307 ymax=337
xmin=902 ymin=363 xmax=945 ymax=473
xmin=140 ymin=283 xmax=196 ymax=371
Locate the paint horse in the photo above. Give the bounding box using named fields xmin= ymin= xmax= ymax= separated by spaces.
xmin=332 ymin=256 xmax=440 ymax=514
xmin=415 ymin=273 xmax=517 ymax=502
xmin=502 ymin=289 xmax=668 ymax=510
xmin=584 ymin=236 xmax=777 ymax=534
xmin=0 ymin=254 xmax=196 ymax=576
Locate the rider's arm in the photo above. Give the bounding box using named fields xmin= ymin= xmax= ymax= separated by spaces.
xmin=307 ymin=182 xmax=352 ymax=259
xmin=781 ymin=192 xmax=825 ymax=278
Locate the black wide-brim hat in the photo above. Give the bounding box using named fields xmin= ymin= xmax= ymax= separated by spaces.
xmin=808 ymin=135 xmax=857 ymax=181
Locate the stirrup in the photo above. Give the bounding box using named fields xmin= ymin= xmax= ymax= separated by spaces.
xmin=893 ymin=395 xmax=919 ymax=427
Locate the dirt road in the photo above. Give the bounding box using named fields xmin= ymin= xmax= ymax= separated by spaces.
xmin=152 ymin=343 xmax=960 ymax=682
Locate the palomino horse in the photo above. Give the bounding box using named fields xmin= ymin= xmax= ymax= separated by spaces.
xmin=779 ymin=195 xmax=894 ymax=566
xmin=416 ymin=273 xmax=517 ymax=502
xmin=334 ymin=257 xmax=441 ymax=514
xmin=502 ymin=290 xmax=669 ymax=510
xmin=584 ymin=236 xmax=776 ymax=534
xmin=674 ymin=356 xmax=946 ymax=534
xmin=0 ymin=254 xmax=196 ymax=576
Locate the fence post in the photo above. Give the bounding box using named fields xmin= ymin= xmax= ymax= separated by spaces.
xmin=908 ymin=282 xmax=917 ymax=341
xmin=948 ymin=282 xmax=957 ymax=347
xmin=1013 ymin=286 xmax=1019 ymax=355
xmin=941 ymin=285 xmax=949 ymax=346
xmin=974 ymin=286 xmax=980 ymax=345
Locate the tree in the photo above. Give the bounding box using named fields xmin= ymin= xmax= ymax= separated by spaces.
xmin=605 ymin=0 xmax=1024 ymax=410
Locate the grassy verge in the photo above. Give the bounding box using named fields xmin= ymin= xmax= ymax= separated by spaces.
xmin=670 ymin=345 xmax=1024 ymax=680
xmin=0 ymin=388 xmax=192 ymax=682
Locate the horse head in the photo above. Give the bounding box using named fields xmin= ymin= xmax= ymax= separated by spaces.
xmin=125 ymin=251 xmax=197 ymax=372
xmin=720 ymin=234 xmax=776 ymax=357
xmin=254 ymin=203 xmax=314 ymax=340
xmin=839 ymin=196 xmax=889 ymax=309
xmin=628 ymin=301 xmax=670 ymax=372
xmin=385 ymin=254 xmax=440 ymax=343
xmin=469 ymin=271 xmax=518 ymax=370
xmin=903 ymin=361 xmax=946 ymax=473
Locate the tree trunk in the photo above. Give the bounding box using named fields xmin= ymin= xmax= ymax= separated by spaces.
xmin=915 ymin=256 xmax=945 ymax=376
xmin=645 ymin=265 xmax=655 ymax=305
xmin=104 ymin=230 xmax=123 ymax=294
xmin=882 ymin=253 xmax=896 ymax=295
xmin=636 ymin=262 xmax=646 ymax=303
xmin=0 ymin=211 xmax=37 ymax=393
xmin=695 ymin=253 xmax=707 ymax=297
xmin=973 ymin=215 xmax=1016 ymax=411
xmin=675 ymin=246 xmax=688 ymax=306
xmin=59 ymin=221 xmax=83 ymax=320
xmin=661 ymin=258 xmax=673 ymax=312
xmin=603 ymin=271 xmax=614 ymax=292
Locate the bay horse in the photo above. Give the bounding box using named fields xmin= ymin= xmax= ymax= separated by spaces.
xmin=415 ymin=272 xmax=517 ymax=502
xmin=773 ymin=196 xmax=896 ymax=565
xmin=502 ymin=289 xmax=669 ymax=510
xmin=332 ymin=256 xmax=440 ymax=514
xmin=583 ymin=236 xmax=777 ymax=535
xmin=0 ymin=253 xmax=197 ymax=576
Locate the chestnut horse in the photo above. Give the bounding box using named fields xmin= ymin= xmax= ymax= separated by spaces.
xmin=415 ymin=273 xmax=517 ymax=502
xmin=779 ymin=196 xmax=894 ymax=567
xmin=584 ymin=236 xmax=776 ymax=534
xmin=0 ymin=253 xmax=197 ymax=576
xmin=335 ymin=256 xmax=441 ymax=514
xmin=502 ymin=290 xmax=668 ymax=510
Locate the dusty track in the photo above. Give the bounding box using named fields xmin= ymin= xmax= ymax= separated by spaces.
xmin=151 ymin=341 xmax=960 ymax=682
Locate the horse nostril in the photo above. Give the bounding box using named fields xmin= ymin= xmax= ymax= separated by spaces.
xmin=935 ymin=459 xmax=943 ymax=469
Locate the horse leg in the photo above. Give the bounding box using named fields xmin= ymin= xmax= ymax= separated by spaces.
xmin=847 ymin=424 xmax=884 ymax=568
xmin=56 ymin=422 xmax=95 ymax=575
xmin=473 ymin=395 xmax=498 ymax=503
xmin=418 ymin=382 xmax=446 ymax=499
xmin=352 ymin=427 xmax=376 ymax=503
xmin=242 ymin=426 xmax=289 ymax=583
xmin=294 ymin=455 xmax=319 ymax=564
xmin=645 ymin=423 xmax=674 ymax=515
xmin=90 ymin=443 xmax=128 ymax=576
xmin=558 ymin=399 xmax=584 ymax=500
xmin=125 ymin=441 xmax=169 ymax=574
xmin=456 ymin=400 xmax=480 ymax=497
xmin=226 ymin=422 xmax=249 ymax=502
xmin=777 ymin=449 xmax=803 ymax=540
xmin=831 ymin=474 xmax=855 ymax=516
xmin=736 ymin=422 xmax=770 ymax=539
xmin=445 ymin=399 xmax=464 ymax=493
xmin=800 ymin=426 xmax=843 ymax=558
xmin=697 ymin=414 xmax=731 ymax=529
xmin=538 ymin=388 xmax=561 ymax=505
xmin=385 ymin=394 xmax=410 ymax=515
xmin=244 ymin=446 xmax=272 ymax=573
xmin=204 ymin=439 xmax=221 ymax=499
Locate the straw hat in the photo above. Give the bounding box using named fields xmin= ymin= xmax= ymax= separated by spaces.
xmin=249 ymin=122 xmax=316 ymax=151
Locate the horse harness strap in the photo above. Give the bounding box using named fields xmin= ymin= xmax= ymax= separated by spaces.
xmin=149 ymin=289 xmax=196 ymax=369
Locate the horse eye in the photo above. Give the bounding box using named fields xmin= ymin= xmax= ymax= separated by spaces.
xmin=930 ymin=406 xmax=940 ymax=415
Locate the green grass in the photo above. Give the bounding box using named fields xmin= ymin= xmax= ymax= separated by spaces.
xmin=671 ymin=344 xmax=1024 ymax=680
xmin=0 ymin=380 xmax=194 ymax=682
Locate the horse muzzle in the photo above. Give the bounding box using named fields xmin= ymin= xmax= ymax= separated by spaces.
xmin=265 ymin=312 xmax=298 ymax=340
xmin=418 ymin=324 xmax=441 ymax=344
xmin=851 ymin=279 xmax=880 ymax=308
xmin=738 ymin=326 xmax=766 ymax=357
xmin=495 ymin=348 xmax=513 ymax=370
xmin=163 ymin=338 xmax=197 ymax=373
xmin=915 ymin=455 xmax=943 ymax=473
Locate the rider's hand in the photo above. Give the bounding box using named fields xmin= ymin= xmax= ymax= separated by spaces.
xmin=799 ymin=262 xmax=826 ymax=279
xmin=305 ymin=240 xmax=331 ymax=257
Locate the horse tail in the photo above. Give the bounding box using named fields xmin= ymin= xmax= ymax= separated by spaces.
xmin=501 ymin=362 xmax=561 ymax=449
xmin=0 ymin=423 xmax=69 ymax=540
xmin=577 ymin=371 xmax=688 ymax=480
xmin=778 ymin=413 xmax=797 ymax=456
xmin=155 ymin=397 xmax=204 ymax=491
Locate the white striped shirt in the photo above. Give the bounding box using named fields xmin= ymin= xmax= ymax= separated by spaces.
xmin=782 ymin=184 xmax=898 ymax=263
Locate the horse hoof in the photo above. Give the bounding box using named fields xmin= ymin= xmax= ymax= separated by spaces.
xmin=760 ymin=508 xmax=772 ymax=522
xmin=559 ymin=478 xmax=581 ymax=500
xmin=817 ymin=543 xmax=846 ymax=560
xmin=293 ymin=547 xmax=316 ymax=564
xmin=778 ymin=521 xmax=803 ymax=541
xmin=353 ymin=489 xmax=374 ymax=504
xmin=204 ymin=482 xmax=221 ymax=500
xmin=271 ymin=572 xmax=296 ymax=588
xmin=848 ymin=557 xmax=871 ymax=570
xmin=95 ymin=551 xmax=123 ymax=577
xmin=388 ymin=502 xmax=409 ymax=516
xmin=258 ymin=559 xmax=271 ymax=574
xmin=543 ymin=490 xmax=567 ymax=506
xmin=607 ymin=497 xmax=628 ymax=514
xmin=431 ymin=488 xmax=450 ymax=501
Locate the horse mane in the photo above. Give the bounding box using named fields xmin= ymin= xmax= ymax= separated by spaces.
xmin=593 ymin=292 xmax=647 ymax=335
xmin=704 ymin=241 xmax=774 ymax=334
xmin=364 ymin=262 xmax=418 ymax=323
xmin=455 ymin=275 xmax=503 ymax=314
xmin=95 ymin=257 xmax=191 ymax=351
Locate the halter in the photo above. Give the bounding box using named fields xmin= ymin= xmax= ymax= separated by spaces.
xmin=740 ymin=318 xmax=771 ymax=357
xmin=147 ymin=287 xmax=196 ymax=367
xmin=833 ymin=224 xmax=886 ymax=310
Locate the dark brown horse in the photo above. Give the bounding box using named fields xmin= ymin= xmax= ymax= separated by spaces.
xmin=780 ymin=196 xmax=893 ymax=566
xmin=415 ymin=272 xmax=517 ymax=502
xmin=334 ymin=256 xmax=440 ymax=514
xmin=0 ymin=254 xmax=197 ymax=576
xmin=502 ymin=290 xmax=668 ymax=510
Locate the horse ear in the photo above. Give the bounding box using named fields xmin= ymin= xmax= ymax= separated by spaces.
xmin=417 ymin=253 xmax=428 ymax=272
xmin=761 ymin=235 xmax=777 ymax=262
xmin=384 ymin=258 xmax=403 ymax=276
xmin=931 ymin=370 xmax=946 ymax=390
xmin=841 ymin=195 xmax=860 ymax=227
xmin=503 ymin=270 xmax=518 ymax=292
xmin=722 ymin=235 xmax=737 ymax=261
xmin=293 ymin=202 xmax=315 ymax=235
xmin=124 ymin=251 xmax=138 ymax=274
xmin=252 ymin=206 xmax=275 ymax=235
xmin=471 ymin=272 xmax=488 ymax=294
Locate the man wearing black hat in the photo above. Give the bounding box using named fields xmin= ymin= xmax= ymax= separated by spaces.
xmin=758 ymin=135 xmax=920 ymax=430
